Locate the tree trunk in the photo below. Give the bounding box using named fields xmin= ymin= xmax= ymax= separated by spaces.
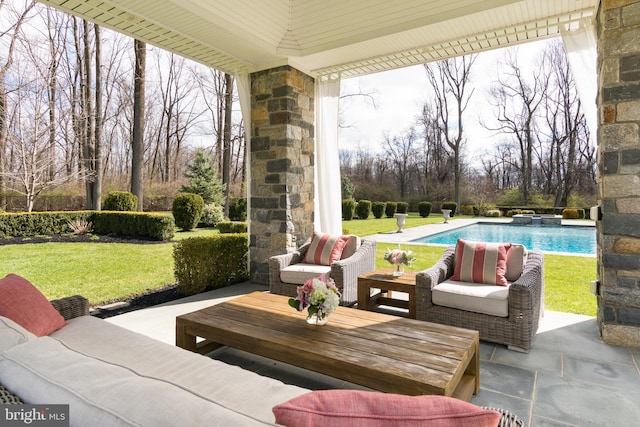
xmin=131 ymin=39 xmax=146 ymax=211
xmin=82 ymin=19 xmax=95 ymax=209
xmin=93 ymin=24 xmax=102 ymax=210
xmin=222 ymin=73 xmax=232 ymax=216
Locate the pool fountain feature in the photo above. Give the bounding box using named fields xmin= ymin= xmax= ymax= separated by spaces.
xmin=512 ymin=214 xmax=562 ymax=226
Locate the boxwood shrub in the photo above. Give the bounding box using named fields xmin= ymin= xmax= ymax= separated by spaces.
xmin=0 ymin=211 xmax=92 ymax=237
xmin=418 ymin=202 xmax=432 ymax=218
xmin=356 ymin=200 xmax=372 ymax=220
xmin=217 ymin=221 xmax=248 ymax=233
xmin=371 ymin=202 xmax=386 ymax=219
xmin=441 ymin=202 xmax=458 ymax=216
xmin=396 ymin=202 xmax=409 ymax=214
xmin=173 ymin=192 xmax=205 ymax=231
xmin=342 ymin=199 xmax=356 ymax=220
xmin=385 ymin=202 xmax=397 ymax=218
xmin=103 ymin=191 xmax=137 ymax=211
xmin=173 ymin=233 xmax=249 ymax=295
xmin=90 ymin=212 xmax=175 ymax=241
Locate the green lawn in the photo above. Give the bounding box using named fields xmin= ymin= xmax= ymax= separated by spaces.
xmin=0 ymin=216 xmax=598 ymax=316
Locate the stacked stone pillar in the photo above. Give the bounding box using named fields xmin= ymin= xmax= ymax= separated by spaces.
xmin=597 ymin=0 xmax=640 ymax=347
xmin=249 ymin=66 xmax=315 ymax=284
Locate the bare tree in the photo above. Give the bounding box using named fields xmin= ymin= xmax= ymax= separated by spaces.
xmin=384 ymin=129 xmax=418 ymax=198
xmin=0 ymin=0 xmax=34 ymax=209
xmin=485 ymin=49 xmax=547 ymax=204
xmin=424 ymin=54 xmax=476 ymax=210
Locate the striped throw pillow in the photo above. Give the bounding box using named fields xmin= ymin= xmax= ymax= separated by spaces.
xmin=304 ymin=232 xmax=349 ymax=266
xmin=451 ymin=239 xmax=511 ymax=286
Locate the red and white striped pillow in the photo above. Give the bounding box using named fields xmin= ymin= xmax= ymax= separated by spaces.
xmin=451 ymin=239 xmax=511 ymax=286
xmin=304 ymin=232 xmax=349 ymax=266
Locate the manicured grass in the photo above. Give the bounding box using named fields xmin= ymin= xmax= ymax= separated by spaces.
xmin=0 ymin=216 xmax=598 ymax=316
xmin=0 ymin=228 xmax=220 ymax=305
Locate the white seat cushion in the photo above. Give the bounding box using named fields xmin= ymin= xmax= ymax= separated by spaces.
xmin=280 ymin=263 xmax=332 ymax=285
xmin=432 ymin=280 xmax=510 ymax=317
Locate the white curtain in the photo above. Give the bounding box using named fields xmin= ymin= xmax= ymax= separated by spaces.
xmin=236 ymin=72 xmax=252 ymax=235
xmin=561 ymin=19 xmax=597 ymax=144
xmin=314 ymin=74 xmax=342 ymax=235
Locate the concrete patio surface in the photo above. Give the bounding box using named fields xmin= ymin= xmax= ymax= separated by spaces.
xmin=107 ymin=219 xmax=639 ymax=426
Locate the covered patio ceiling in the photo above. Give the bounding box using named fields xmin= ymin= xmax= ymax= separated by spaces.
xmin=40 ymin=0 xmax=599 ymax=78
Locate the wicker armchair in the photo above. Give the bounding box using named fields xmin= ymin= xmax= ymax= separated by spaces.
xmin=269 ymin=239 xmax=376 ymax=306
xmin=416 ymin=245 xmax=544 ymax=352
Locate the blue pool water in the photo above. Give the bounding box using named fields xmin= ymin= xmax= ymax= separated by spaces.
xmin=411 ymin=223 xmax=596 ymax=255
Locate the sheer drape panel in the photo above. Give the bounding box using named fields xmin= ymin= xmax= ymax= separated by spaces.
xmin=314 ymin=74 xmax=342 ymax=235
xmin=561 ymin=19 xmax=597 ymax=143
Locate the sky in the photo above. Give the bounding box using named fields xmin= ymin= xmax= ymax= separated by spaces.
xmin=337 ymin=38 xmax=554 ymax=162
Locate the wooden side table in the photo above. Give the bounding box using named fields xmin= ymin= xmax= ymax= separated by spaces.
xmin=357 ymin=268 xmax=417 ymax=318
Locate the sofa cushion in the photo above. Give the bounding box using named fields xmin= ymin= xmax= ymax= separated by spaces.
xmin=0 ymin=315 xmax=36 ymax=353
xmin=432 ymin=279 xmax=510 ymax=317
xmin=272 ymin=390 xmax=501 ymax=427
xmin=280 ymin=263 xmax=332 ymax=285
xmin=1 ymin=316 xmax=307 ymax=425
xmin=505 ymin=244 xmax=528 ymax=282
xmin=451 ymin=239 xmax=511 ymax=286
xmin=0 ymin=274 xmax=66 ymax=336
xmin=340 ymin=235 xmax=361 ymax=259
xmin=304 ymin=232 xmax=349 ymax=265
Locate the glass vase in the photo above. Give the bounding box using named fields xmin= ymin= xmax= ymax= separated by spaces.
xmin=306 ymin=313 xmax=329 ymax=326
xmin=393 ymin=264 xmax=404 ymax=276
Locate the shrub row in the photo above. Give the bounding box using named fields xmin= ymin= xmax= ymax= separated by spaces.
xmin=217 ymin=221 xmax=248 ymax=233
xmin=173 ymin=234 xmax=249 ymax=295
xmin=0 ymin=211 xmax=175 ymax=241
xmin=342 ymin=199 xmax=457 ymax=220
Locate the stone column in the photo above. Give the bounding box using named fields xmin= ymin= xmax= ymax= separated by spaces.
xmin=597 ymin=0 xmax=640 ymax=347
xmin=249 ymin=65 xmax=315 ymax=284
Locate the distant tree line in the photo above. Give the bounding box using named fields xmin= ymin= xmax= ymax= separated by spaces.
xmin=0 ymin=1 xmax=244 ymax=211
xmin=340 ymin=40 xmax=595 ymax=210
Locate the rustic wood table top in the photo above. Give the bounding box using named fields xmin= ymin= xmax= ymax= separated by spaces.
xmin=176 ymin=291 xmax=479 ymax=400
xmin=358 ymin=268 xmax=418 ymax=318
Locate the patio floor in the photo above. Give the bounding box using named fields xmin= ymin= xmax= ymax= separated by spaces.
xmin=106 ymin=220 xmax=639 ymax=426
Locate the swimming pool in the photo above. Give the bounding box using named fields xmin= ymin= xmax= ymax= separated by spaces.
xmin=411 ymin=223 xmax=596 ymax=255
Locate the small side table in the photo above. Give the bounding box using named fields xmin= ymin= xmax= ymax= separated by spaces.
xmin=357 ymin=269 xmax=417 ymax=318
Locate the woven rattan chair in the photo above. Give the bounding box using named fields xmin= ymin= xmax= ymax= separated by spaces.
xmin=269 ymin=239 xmax=376 ymax=306
xmin=416 ymin=245 xmax=544 ymax=352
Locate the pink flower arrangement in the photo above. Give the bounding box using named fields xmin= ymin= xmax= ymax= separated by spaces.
xmin=288 ymin=274 xmax=341 ymax=320
xmin=384 ymin=246 xmax=416 ymax=266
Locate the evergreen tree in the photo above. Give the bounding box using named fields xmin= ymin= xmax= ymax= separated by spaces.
xmin=180 ymin=149 xmax=226 ymax=205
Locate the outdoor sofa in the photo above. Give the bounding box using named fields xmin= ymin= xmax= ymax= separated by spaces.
xmin=416 ymin=241 xmax=544 ymax=352
xmin=0 ymin=274 xmax=523 ymax=426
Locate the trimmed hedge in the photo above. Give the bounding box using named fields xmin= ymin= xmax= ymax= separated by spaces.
xmin=0 ymin=212 xmax=92 ymax=237
xmin=91 ymin=212 xmax=175 ymax=241
xmin=173 ymin=234 xmax=249 ymax=296
xmin=372 ymin=202 xmax=386 ymax=219
xmin=385 ymin=202 xmax=397 ymax=218
xmin=228 ymin=197 xmax=247 ymax=221
xmin=396 ymin=202 xmax=409 ymax=214
xmin=441 ymin=202 xmax=457 ymax=216
xmin=0 ymin=211 xmax=174 ymax=241
xmin=342 ymin=199 xmax=356 ymax=221
xmin=418 ymin=202 xmax=432 ymax=218
xmin=217 ymin=221 xmax=248 ymax=233
xmin=356 ymin=200 xmax=372 ymax=220
xmin=562 ymin=208 xmax=580 ymax=219
xmin=103 ymin=191 xmax=137 ymax=211
xmin=173 ymin=193 xmax=204 ymax=231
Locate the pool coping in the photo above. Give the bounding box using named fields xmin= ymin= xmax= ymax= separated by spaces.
xmin=363 ymin=217 xmax=596 ymax=257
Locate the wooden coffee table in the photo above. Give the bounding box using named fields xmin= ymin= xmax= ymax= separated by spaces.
xmin=358 ymin=269 xmax=417 ymax=318
xmin=176 ymin=292 xmax=479 ymax=400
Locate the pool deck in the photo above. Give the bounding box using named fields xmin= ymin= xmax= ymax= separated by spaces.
xmin=364 ymin=217 xmax=595 ymax=256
